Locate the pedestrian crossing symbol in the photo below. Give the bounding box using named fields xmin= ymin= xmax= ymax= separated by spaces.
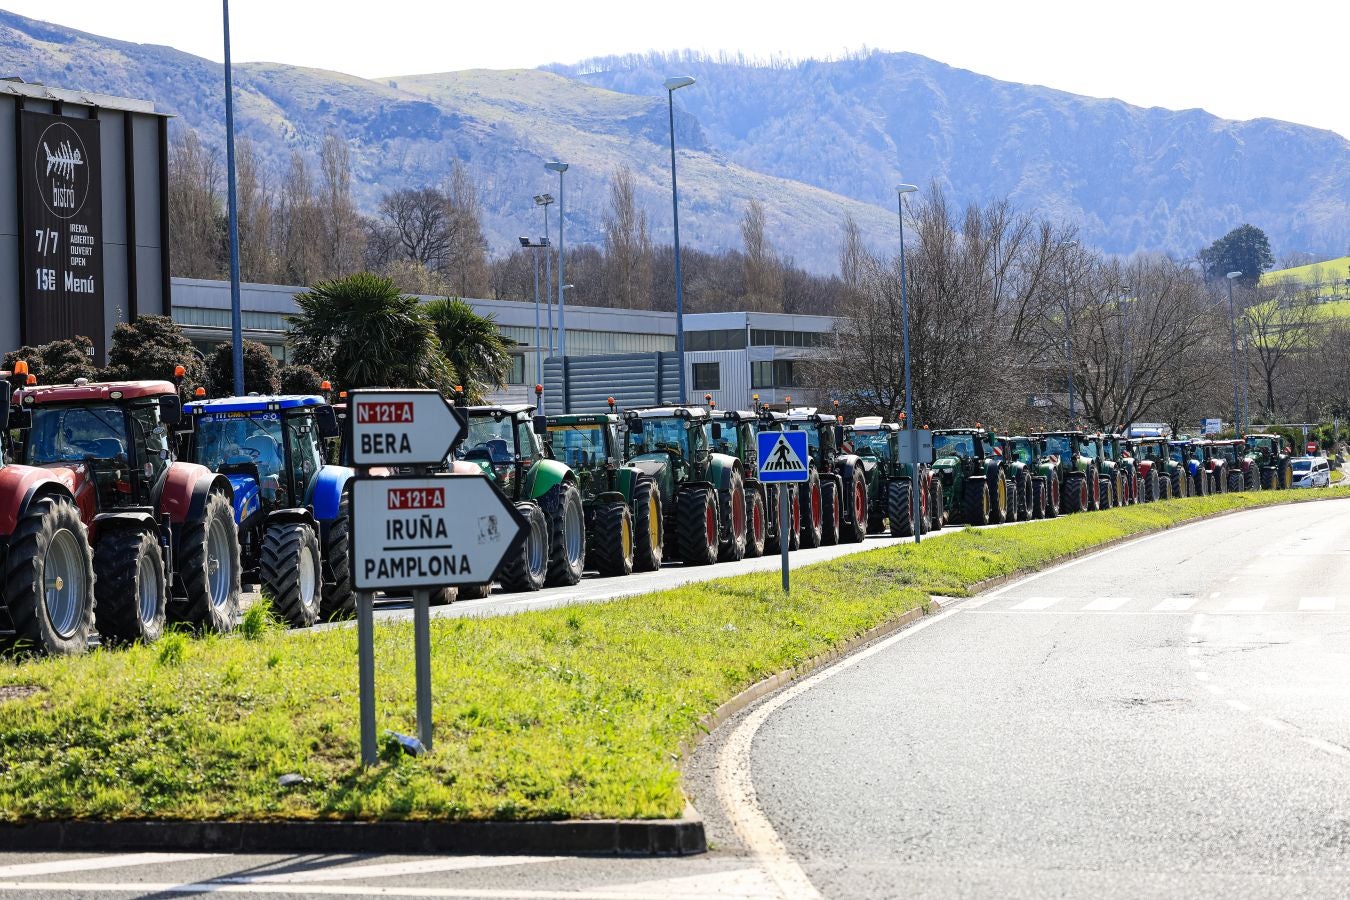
xmin=757 ymin=430 xmax=811 ymax=483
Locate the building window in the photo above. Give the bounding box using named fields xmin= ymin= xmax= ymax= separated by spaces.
xmin=507 ymin=355 xmax=526 ymax=385
xmin=750 ymin=329 xmax=827 ymax=348
xmin=751 ymin=360 xmax=774 ymax=389
xmin=693 ymin=362 xmax=720 ymax=391
xmin=774 ymin=360 xmax=798 ymax=388
xmin=750 ymin=360 xmax=798 ymax=388
xmin=687 ymin=329 xmax=746 ymax=351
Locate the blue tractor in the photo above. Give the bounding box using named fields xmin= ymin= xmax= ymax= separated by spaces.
xmin=181 ymin=395 xmax=354 ymax=626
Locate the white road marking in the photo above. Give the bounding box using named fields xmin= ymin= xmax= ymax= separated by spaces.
xmin=0 ymin=882 xmax=775 ymax=898
xmin=1155 ymin=597 xmax=1197 ymax=612
xmin=716 ymin=605 xmax=963 ymax=900
xmin=1222 ymin=596 xmax=1266 ymax=612
xmin=233 ymin=857 xmax=564 ymax=883
xmin=1302 ymin=736 xmax=1350 ymax=758
xmin=1262 ymin=717 xmax=1291 ymax=731
xmin=1009 ymin=596 xmax=1062 ymax=611
xmin=0 ymin=853 xmax=220 ymax=878
xmin=1299 ymin=596 xmax=1336 ymax=611
xmin=598 ymin=867 xmax=783 ymax=898
xmin=1083 ymin=596 xmax=1129 ymax=611
xmin=1226 ymin=699 xmax=1251 ymax=712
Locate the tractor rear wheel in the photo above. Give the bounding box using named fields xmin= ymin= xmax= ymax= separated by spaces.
xmin=798 ymin=472 xmax=824 ymax=549
xmin=591 ymin=501 xmax=634 ymax=578
xmin=1280 ymin=460 xmax=1293 ymax=490
xmin=717 ymin=470 xmax=748 ymax=562
xmin=4 ymin=497 xmax=95 ymax=656
xmin=1032 ymin=477 xmax=1045 ymax=519
xmin=1227 ymin=470 xmax=1244 ymax=493
xmin=840 ymin=474 xmax=867 ymax=543
xmin=543 ymin=482 xmax=586 ymax=587
xmin=173 ymin=491 xmax=242 ymax=634
xmin=788 ymin=487 xmax=802 ymax=550
xmin=1062 ymin=473 xmax=1086 ymax=513
xmin=94 ymin=525 xmax=164 ymax=646
xmin=1245 ymin=468 xmax=1259 ymax=491
xmin=1099 ymin=477 xmax=1113 ymax=509
xmin=1259 ymin=467 xmax=1275 ymax=490
xmin=888 ymin=480 xmax=914 ymax=537
xmin=1017 ymin=473 xmax=1033 ymax=520
xmin=320 ymin=495 xmax=356 ymax=621
xmin=963 ymin=478 xmax=990 ymax=526
xmin=1193 ymin=468 xmax=1209 ymax=496
xmin=676 ymin=486 xmax=718 ymax=566
xmin=631 ymin=478 xmax=664 ymax=572
xmin=1043 ymin=476 xmax=1060 ymax=518
xmin=745 ymin=486 xmax=767 ymax=557
xmin=458 ymin=583 xmax=492 ymax=600
xmin=1143 ymin=470 xmax=1159 ymax=502
xmin=261 ymin=520 xmax=322 ymax=628
xmin=928 ymin=476 xmax=945 ymax=532
xmin=820 ymin=476 xmax=841 ymax=546
xmin=499 ymin=501 xmax=548 ymax=592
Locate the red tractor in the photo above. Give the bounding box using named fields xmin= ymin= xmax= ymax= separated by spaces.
xmin=13 ymin=376 xmax=242 ymax=644
xmin=0 ymin=383 xmax=97 ymax=655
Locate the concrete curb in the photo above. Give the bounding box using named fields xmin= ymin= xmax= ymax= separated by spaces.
xmin=8 ymin=493 xmax=1341 ymax=858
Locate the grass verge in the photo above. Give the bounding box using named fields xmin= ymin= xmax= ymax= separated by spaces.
xmin=1 ymin=487 xmax=1347 ymax=823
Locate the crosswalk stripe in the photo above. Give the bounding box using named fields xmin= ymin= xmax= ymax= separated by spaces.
xmin=1153 ymin=597 xmax=1197 ymax=611
xmin=1010 ymin=596 xmax=1062 ymax=610
xmin=1083 ymin=597 xmax=1129 ymax=611
xmin=1221 ymin=596 xmax=1266 ymax=612
xmin=1298 ymin=596 xmax=1336 ymax=611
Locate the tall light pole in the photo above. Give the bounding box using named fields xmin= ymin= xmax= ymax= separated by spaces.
xmin=534 ymin=194 xmax=554 ymax=357
xmin=221 ymin=0 xmax=244 ymax=395
xmin=1060 ymin=240 xmax=1078 ymax=426
xmin=1118 ymin=284 xmax=1133 ymax=429
xmin=544 ymin=164 xmax=568 ymax=370
xmin=665 ymin=75 xmax=695 ymax=403
xmin=519 ymin=235 xmax=549 ymax=412
xmin=896 ymin=183 xmax=922 ymax=543
xmin=1226 ymin=270 xmax=1243 ymax=434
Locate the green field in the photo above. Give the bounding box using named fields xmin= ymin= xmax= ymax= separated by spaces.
xmin=0 ymin=487 xmax=1347 ymax=824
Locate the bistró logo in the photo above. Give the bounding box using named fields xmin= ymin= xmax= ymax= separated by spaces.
xmin=33 ymin=121 xmax=90 ymax=219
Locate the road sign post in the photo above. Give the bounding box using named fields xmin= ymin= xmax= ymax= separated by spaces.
xmin=346 ymin=389 xmax=521 ymax=767
xmin=897 ymin=430 xmax=934 ymax=544
xmin=757 ymin=430 xmax=811 ymax=593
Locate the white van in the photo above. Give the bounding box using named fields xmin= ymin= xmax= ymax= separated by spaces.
xmin=1291 ymin=456 xmax=1331 ymax=488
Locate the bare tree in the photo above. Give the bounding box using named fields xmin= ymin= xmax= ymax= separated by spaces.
xmin=602 ymin=165 xmax=653 ymax=308
xmin=319 ymin=132 xmax=363 ymax=277
xmin=1244 ymin=276 xmax=1325 ymax=419
xmin=369 ymin=187 xmax=450 ymax=270
xmin=275 ymin=151 xmax=323 ymax=285
xmin=741 ymin=200 xmax=783 ymax=313
xmin=234 ymin=136 xmax=274 ymax=283
xmin=167 ymin=128 xmax=224 ymax=278
xmin=444 ymin=162 xmax=489 ymax=297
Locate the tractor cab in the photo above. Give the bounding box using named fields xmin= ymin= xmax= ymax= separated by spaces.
xmin=708 ymin=410 xmax=758 ymax=463
xmin=845 ymin=417 xmax=900 ymax=464
xmin=624 ymin=406 xmax=713 ymax=497
xmin=546 ymin=412 xmax=622 ymax=493
xmin=777 ymin=407 xmax=845 ymax=470
xmin=453 ymin=405 xmax=550 ymax=501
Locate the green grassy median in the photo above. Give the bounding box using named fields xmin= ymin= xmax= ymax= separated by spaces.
xmin=1 ymin=486 xmax=1347 ymax=824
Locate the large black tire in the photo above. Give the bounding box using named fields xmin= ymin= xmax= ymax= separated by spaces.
xmin=631 ymin=478 xmax=664 ymax=572
xmin=429 ymin=587 xmax=456 ymax=606
xmin=840 ymin=473 xmax=867 ymax=543
xmin=1031 ymin=477 xmax=1046 ymax=519
xmin=963 ymin=477 xmax=990 ymax=526
xmin=1245 ymin=468 xmax=1259 ymax=491
xmin=1278 ymin=459 xmax=1293 ymax=490
xmin=987 ymin=473 xmax=1009 ymax=524
xmin=745 ymin=485 xmax=768 ymax=558
xmin=798 ymin=471 xmax=823 ymax=549
xmin=1062 ymin=473 xmax=1086 ymax=514
xmin=261 ymin=520 xmax=322 ymax=628
xmin=820 ymin=476 xmax=841 ymax=546
xmin=320 ymin=495 xmax=355 ymax=621
xmin=928 ymin=476 xmax=945 ymax=531
xmin=458 ymin=583 xmax=492 ymax=600
xmin=1259 ymin=467 xmax=1275 ymax=490
xmin=1171 ymin=467 xmax=1188 ymax=499
xmin=1099 ymin=477 xmax=1113 ymax=509
xmin=1227 ymin=470 xmax=1244 ymax=493
xmin=676 ymin=486 xmax=718 ymax=566
xmin=1159 ymin=475 xmax=1172 ymax=500
xmin=4 ymin=497 xmax=95 ymax=655
xmin=1193 ymin=468 xmax=1209 ymax=496
xmin=172 ymin=490 xmax=242 ymax=634
xmin=1015 ymin=472 xmax=1033 ymax=521
xmin=94 ymin=525 xmax=166 ymax=646
xmin=1043 ymin=476 xmax=1060 ymax=518
xmin=591 ymin=501 xmax=634 ymax=578
xmin=1143 ymin=469 xmax=1159 ymax=503
xmin=888 ymin=479 xmax=914 ymax=537
xmin=766 ymin=485 xmax=787 ymax=553
xmin=787 ymin=487 xmax=802 ymax=551
xmin=499 ymin=501 xmax=548 ymax=592
xmin=543 ymin=482 xmax=585 ymax=587
xmin=718 ymin=470 xmax=748 ymax=562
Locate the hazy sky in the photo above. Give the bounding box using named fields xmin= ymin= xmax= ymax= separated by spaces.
xmin=3 ymin=0 xmax=1346 ymax=138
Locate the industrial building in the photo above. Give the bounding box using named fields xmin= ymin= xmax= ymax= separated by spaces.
xmin=170 ymin=277 xmax=838 ymax=411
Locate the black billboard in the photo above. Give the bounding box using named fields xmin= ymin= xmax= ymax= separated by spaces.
xmin=19 ymin=111 xmax=104 ymax=358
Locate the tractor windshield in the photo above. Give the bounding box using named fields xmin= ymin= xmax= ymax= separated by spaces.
xmin=783 ymin=422 xmax=821 ymax=454
xmin=286 ymin=413 xmax=324 ymax=496
xmin=194 ymin=412 xmax=288 ymax=500
xmin=934 ymin=433 xmax=976 ymax=459
xmin=1101 ymin=441 xmax=1115 ymax=460
xmin=1041 ymin=435 xmax=1073 ymax=459
xmin=458 ymin=416 xmax=518 ymax=465
xmin=26 ymin=404 xmax=129 ymax=464
xmin=549 ymin=424 xmax=608 ymax=471
xmin=1169 ymin=445 xmax=1188 ymax=464
xmin=709 ymin=422 xmax=741 ymax=457
xmin=1009 ymin=441 xmax=1034 ymax=464
xmin=849 ymin=430 xmax=892 ymax=461
xmin=628 ymin=417 xmax=690 ymax=458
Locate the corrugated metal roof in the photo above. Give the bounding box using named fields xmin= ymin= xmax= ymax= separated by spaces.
xmin=0 ymin=78 xmax=164 ymax=116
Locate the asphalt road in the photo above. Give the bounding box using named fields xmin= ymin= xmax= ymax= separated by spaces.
xmin=9 ymin=497 xmax=1350 ymax=898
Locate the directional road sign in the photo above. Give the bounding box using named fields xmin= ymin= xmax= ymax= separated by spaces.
xmin=757 ymin=430 xmax=810 ymax=483
xmin=898 ymin=429 xmax=934 ymax=465
xmin=351 ymin=474 xmax=526 ymax=590
xmin=348 ymin=389 xmax=465 ymax=466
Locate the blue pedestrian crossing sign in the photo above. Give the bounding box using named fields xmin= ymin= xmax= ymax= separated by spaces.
xmin=757 ymin=430 xmax=810 ymax=483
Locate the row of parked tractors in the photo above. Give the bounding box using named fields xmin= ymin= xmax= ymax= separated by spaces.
xmin=0 ymin=359 xmax=1300 ymax=657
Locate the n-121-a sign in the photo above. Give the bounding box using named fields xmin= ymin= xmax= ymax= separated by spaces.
xmin=351 ymin=475 xmax=525 ymax=590
xmin=348 ymin=389 xmax=465 ymax=465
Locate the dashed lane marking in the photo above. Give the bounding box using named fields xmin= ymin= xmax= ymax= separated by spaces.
xmin=1009 ymin=596 xmax=1062 ymax=611
xmin=1222 ymin=596 xmax=1266 ymax=612
xmin=1155 ymin=597 xmax=1198 ymax=612
xmin=0 ymin=853 xmax=220 ymax=879
xmin=1082 ymin=596 xmax=1130 ymax=611
xmin=1299 ymin=596 xmax=1336 ymax=611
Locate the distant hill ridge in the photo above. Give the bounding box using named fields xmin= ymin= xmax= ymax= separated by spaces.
xmin=1 ymin=11 xmax=1346 ymax=271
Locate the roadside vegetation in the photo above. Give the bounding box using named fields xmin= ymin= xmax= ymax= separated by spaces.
xmin=0 ymin=487 xmax=1346 ymax=824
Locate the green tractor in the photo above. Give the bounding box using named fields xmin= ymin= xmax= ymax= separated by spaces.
xmin=844 ymin=417 xmax=942 ymax=536
xmin=624 ymin=406 xmax=746 ymax=565
xmin=1032 ymin=431 xmax=1106 ymax=514
xmin=996 ymin=435 xmax=1050 ymax=520
xmin=451 ymin=404 xmax=585 ymax=592
xmin=1094 ymin=433 xmax=1136 ymax=507
xmin=1245 ymin=433 xmax=1294 ymax=490
xmin=544 ymin=410 xmax=667 ymax=577
xmin=707 ymin=408 xmax=775 ymax=558
xmin=931 ymin=427 xmax=1014 ymax=526
xmin=1122 ymin=437 xmax=1176 ymax=502
xmin=775 ymin=407 xmax=868 ymax=545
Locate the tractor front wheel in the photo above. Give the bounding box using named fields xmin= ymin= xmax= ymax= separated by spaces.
xmin=591 ymin=501 xmax=634 ymax=578
xmin=928 ymin=476 xmax=945 ymax=531
xmin=841 ymin=474 xmax=867 ymax=543
xmin=887 ymin=480 xmax=913 ymax=537
xmin=987 ymin=475 xmax=1009 ymax=524
xmin=320 ymin=495 xmax=356 ymax=621
xmin=745 ymin=486 xmax=768 ymax=557
xmin=631 ymin=478 xmax=664 ymax=572
xmin=1031 ymin=477 xmax=1046 ymax=519
xmin=798 ymin=473 xmax=824 ymax=549
xmin=1227 ymin=470 xmax=1244 ymax=493
xmin=261 ymin=520 xmax=322 ymax=628
xmin=5 ymin=497 xmax=95 ymax=655
xmin=543 ymin=482 xmax=586 ymax=587
xmin=173 ymin=491 xmax=242 ymax=634
xmin=499 ymin=501 xmax=548 ymax=592
xmin=1099 ymin=477 xmax=1114 ymax=509
xmin=820 ymin=476 xmax=841 ymax=546
xmin=676 ymin=486 xmax=718 ymax=566
xmin=94 ymin=525 xmax=165 ymax=646
xmin=717 ymin=470 xmax=748 ymax=562
xmin=1062 ymin=473 xmax=1086 ymax=513
xmin=963 ymin=478 xmax=990 ymax=526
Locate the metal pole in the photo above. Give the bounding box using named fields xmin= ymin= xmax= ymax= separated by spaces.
xmin=556 ymin=171 xmax=567 ymax=365
xmin=412 ymin=588 xmax=433 ymax=752
xmin=897 ymin=191 xmax=920 ymax=544
xmin=669 ymin=89 xmax=688 ymax=406
xmin=356 ymin=590 xmax=377 ymax=766
xmin=532 ymin=246 xmax=542 ymax=414
xmin=543 ymin=204 xmax=553 ymax=358
xmin=1062 ymin=245 xmax=1076 ymax=425
xmin=779 ymin=486 xmax=790 ymax=592
xmin=222 ymin=0 xmax=244 ymax=396
xmin=1226 ymin=275 xmax=1241 ymax=434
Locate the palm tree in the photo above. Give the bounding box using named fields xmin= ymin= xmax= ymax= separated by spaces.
xmin=422 ymin=297 xmax=512 ymax=404
xmin=287 ymin=273 xmax=452 ymax=392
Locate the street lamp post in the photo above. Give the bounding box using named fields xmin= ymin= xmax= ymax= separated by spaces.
xmin=534 ymin=195 xmax=554 ymax=357
xmin=665 ymin=76 xmax=696 ymax=404
xmin=221 ymin=0 xmax=244 ymax=396
xmin=1060 ymin=240 xmax=1078 ymax=426
xmin=896 ymin=183 xmax=922 ymax=544
xmin=544 ymin=165 xmax=568 ymax=372
xmin=519 ymin=235 xmax=549 ymax=413
xmin=1225 ymin=270 xmax=1243 ymax=434
xmin=1118 ymin=285 xmax=1133 ymax=429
